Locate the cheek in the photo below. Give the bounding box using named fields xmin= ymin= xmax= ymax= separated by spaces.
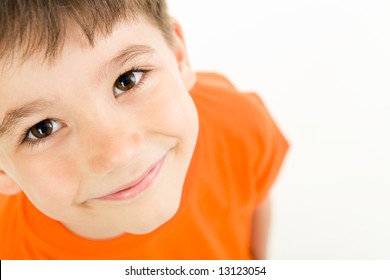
xmin=144 ymin=81 xmax=199 ymax=140
xmin=13 ymin=155 xmax=80 ymax=210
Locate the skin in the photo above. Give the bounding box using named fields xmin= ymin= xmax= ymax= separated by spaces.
xmin=0 ymin=16 xmax=269 ymax=258
xmin=251 ymin=197 xmax=271 ymax=259
xmin=0 ymin=17 xmax=199 ymax=239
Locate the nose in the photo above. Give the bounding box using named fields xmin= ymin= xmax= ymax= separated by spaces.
xmin=82 ymin=119 xmax=145 ymax=176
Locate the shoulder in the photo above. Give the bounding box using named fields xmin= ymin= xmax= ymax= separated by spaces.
xmin=190 ymin=72 xmax=260 ymax=116
xmin=190 ymin=72 xmax=282 ymax=148
xmin=190 ymin=72 xmax=289 ymax=205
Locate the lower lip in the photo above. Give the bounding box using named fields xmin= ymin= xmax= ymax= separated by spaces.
xmin=98 ymin=156 xmax=165 ymax=201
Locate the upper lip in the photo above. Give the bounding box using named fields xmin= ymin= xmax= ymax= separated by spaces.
xmin=98 ymin=157 xmax=164 ymax=198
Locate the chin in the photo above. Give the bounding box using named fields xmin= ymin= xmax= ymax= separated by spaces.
xmin=125 ymin=198 xmax=181 ymax=235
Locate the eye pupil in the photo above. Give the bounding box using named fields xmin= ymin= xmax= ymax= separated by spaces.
xmin=31 ymin=120 xmax=53 ymax=139
xmin=116 ymin=72 xmax=136 ymax=91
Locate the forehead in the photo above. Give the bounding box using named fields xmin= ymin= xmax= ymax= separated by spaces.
xmin=1 ymin=18 xmax=168 ymax=78
xmin=0 ymin=18 xmax=171 ymax=113
xmin=1 ymin=16 xmax=167 ymax=73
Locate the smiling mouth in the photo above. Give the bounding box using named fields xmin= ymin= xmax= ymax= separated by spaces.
xmin=96 ymin=156 xmax=166 ymax=201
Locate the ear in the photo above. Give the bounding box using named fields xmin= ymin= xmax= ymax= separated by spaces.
xmin=170 ymin=18 xmax=197 ymax=90
xmin=0 ymin=170 xmax=21 ymax=195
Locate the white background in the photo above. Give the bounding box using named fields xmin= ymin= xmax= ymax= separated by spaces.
xmin=168 ymin=0 xmax=390 ymax=259
xmin=3 ymin=260 xmax=390 ymax=280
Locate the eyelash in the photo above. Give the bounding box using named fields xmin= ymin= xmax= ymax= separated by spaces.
xmin=18 ymin=67 xmax=151 ymax=149
xmin=115 ymin=67 xmax=151 ymax=95
xmin=19 ymin=124 xmax=53 ymax=149
xmin=24 ymin=136 xmax=49 ymax=149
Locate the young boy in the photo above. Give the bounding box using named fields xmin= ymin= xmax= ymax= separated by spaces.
xmin=0 ymin=0 xmax=288 ymax=259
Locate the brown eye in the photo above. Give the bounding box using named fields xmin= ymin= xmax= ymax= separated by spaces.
xmin=27 ymin=119 xmax=59 ymax=140
xmin=113 ymin=71 xmax=143 ymax=97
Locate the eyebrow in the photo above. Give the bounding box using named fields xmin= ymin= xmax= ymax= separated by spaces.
xmin=0 ymin=99 xmax=55 ymax=138
xmin=0 ymin=45 xmax=156 ymax=138
xmin=96 ymin=44 xmax=156 ymax=82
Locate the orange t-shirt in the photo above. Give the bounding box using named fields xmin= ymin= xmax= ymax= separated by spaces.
xmin=0 ymin=72 xmax=288 ymax=259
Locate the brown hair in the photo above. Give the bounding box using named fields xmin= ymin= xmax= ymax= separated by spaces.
xmin=0 ymin=0 xmax=172 ymax=63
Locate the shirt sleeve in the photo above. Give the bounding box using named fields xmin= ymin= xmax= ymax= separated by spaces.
xmin=244 ymin=93 xmax=289 ymax=206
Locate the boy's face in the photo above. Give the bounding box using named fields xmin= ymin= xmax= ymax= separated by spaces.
xmin=0 ymin=18 xmax=199 ymax=239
